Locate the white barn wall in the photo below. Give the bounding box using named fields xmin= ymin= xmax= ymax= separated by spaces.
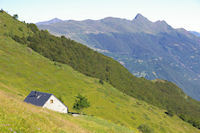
xmin=43 ymin=95 xmax=68 ymax=113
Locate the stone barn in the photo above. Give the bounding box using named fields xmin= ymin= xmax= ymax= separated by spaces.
xmin=24 ymin=91 xmax=68 ymax=113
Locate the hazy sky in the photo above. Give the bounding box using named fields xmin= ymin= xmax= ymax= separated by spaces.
xmin=1 ymin=0 xmax=200 ymax=31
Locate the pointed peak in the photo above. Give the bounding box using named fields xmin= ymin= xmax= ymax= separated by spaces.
xmin=133 ymin=13 xmax=150 ymax=22
xmin=134 ymin=13 xmax=145 ymax=19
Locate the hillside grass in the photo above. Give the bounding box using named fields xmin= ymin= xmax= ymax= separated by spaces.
xmin=0 ymin=10 xmax=31 ymax=37
xmin=0 ymin=35 xmax=199 ymax=133
xmin=0 ymin=89 xmax=135 ymax=133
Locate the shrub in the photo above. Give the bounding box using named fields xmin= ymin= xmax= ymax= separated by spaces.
xmin=27 ymin=23 xmax=39 ymax=33
xmin=18 ymin=27 xmax=23 ymax=31
xmin=13 ymin=14 xmax=18 ymax=20
xmin=73 ymin=94 xmax=90 ymax=113
xmin=99 ymin=79 xmax=104 ymax=85
xmin=11 ymin=35 xmax=27 ymax=45
xmin=61 ymin=35 xmax=66 ymax=39
xmin=165 ymin=109 xmax=174 ymax=117
xmin=0 ymin=9 xmax=4 ymax=13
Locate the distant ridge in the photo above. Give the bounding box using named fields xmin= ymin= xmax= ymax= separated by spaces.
xmin=36 ymin=18 xmax=63 ymax=25
xmin=37 ymin=13 xmax=174 ymax=36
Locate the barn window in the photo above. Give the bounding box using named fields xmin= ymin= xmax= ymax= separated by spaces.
xmin=50 ymin=99 xmax=53 ymax=103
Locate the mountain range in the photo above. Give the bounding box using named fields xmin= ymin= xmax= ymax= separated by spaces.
xmin=37 ymin=13 xmax=200 ymax=101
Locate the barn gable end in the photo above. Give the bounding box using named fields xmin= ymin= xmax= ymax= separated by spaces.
xmin=43 ymin=95 xmax=68 ymax=113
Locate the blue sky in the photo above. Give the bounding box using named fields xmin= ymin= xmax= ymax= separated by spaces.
xmin=1 ymin=0 xmax=200 ymax=31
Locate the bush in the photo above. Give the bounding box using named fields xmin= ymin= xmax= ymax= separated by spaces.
xmin=73 ymin=94 xmax=90 ymax=113
xmin=13 ymin=14 xmax=18 ymax=20
xmin=11 ymin=35 xmax=27 ymax=45
xmin=61 ymin=35 xmax=66 ymax=39
xmin=0 ymin=9 xmax=4 ymax=13
xmin=27 ymin=23 xmax=39 ymax=33
xmin=99 ymin=79 xmax=104 ymax=85
xmin=18 ymin=27 xmax=23 ymax=31
xmin=165 ymin=109 xmax=174 ymax=117
xmin=138 ymin=124 xmax=154 ymax=133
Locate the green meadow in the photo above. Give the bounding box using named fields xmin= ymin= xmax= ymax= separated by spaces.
xmin=0 ymin=90 xmax=135 ymax=133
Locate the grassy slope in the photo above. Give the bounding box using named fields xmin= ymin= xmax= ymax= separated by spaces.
xmin=0 ymin=36 xmax=199 ymax=133
xmin=0 ymin=90 xmax=134 ymax=133
xmin=0 ymin=11 xmax=31 ymax=38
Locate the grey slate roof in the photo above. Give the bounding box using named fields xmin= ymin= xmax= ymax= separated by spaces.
xmin=24 ymin=91 xmax=52 ymax=106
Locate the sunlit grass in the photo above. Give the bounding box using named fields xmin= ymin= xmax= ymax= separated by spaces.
xmin=0 ymin=90 xmax=135 ymax=133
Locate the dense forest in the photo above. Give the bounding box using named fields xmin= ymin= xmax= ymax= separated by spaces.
xmin=10 ymin=20 xmax=200 ymax=129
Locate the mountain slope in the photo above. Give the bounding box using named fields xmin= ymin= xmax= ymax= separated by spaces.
xmin=190 ymin=31 xmax=200 ymax=37
xmin=37 ymin=14 xmax=200 ymax=101
xmin=0 ymin=31 xmax=199 ymax=133
xmin=1 ymin=11 xmax=200 ymax=130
